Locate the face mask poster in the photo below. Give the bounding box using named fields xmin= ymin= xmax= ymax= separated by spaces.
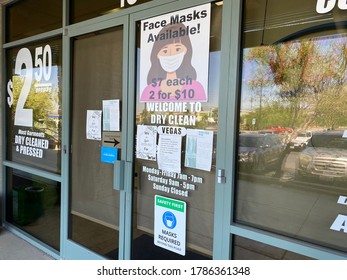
xmin=139 ymin=4 xmax=211 ymax=104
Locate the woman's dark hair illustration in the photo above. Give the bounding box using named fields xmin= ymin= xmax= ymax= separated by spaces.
xmin=147 ymin=22 xmax=197 ymax=85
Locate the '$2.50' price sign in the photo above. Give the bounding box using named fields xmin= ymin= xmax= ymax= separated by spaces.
xmin=7 ymin=45 xmax=52 ymax=128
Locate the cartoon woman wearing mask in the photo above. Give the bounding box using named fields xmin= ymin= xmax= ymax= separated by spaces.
xmin=140 ymin=23 xmax=207 ymax=102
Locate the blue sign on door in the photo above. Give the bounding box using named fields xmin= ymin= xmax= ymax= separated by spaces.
xmin=101 ymin=146 xmax=118 ymax=164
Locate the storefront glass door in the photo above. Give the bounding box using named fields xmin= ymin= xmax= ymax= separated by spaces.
xmin=65 ymin=1 xmax=224 ymax=260
xmin=65 ymin=23 xmax=126 ymax=259
xmin=131 ymin=2 xmax=223 ymax=260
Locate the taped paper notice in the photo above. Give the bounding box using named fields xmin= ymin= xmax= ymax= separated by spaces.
xmin=185 ymin=129 xmax=213 ymax=171
xmin=158 ymin=134 xmax=182 ymax=173
xmin=86 ymin=110 xmax=102 ymax=140
xmin=136 ymin=125 xmax=158 ymax=161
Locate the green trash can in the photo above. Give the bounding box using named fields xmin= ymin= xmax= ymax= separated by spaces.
xmin=12 ymin=185 xmax=44 ymax=226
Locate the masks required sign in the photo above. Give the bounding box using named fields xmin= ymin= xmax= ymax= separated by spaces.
xmin=154 ymin=195 xmax=186 ymax=256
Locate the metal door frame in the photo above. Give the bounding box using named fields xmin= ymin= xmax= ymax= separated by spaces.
xmin=61 ymin=14 xmax=130 ymax=260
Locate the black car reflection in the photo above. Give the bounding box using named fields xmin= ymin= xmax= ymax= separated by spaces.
xmin=298 ymin=131 xmax=347 ymax=182
xmin=238 ymin=133 xmax=285 ymax=173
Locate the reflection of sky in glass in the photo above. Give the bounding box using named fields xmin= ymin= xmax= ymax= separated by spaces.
xmin=17 ymin=65 xmax=60 ymax=88
xmin=14 ymin=42 xmax=61 ymax=91
xmin=36 ymin=65 xmax=60 ymax=88
xmin=207 ymin=51 xmax=220 ymax=109
xmin=241 ymin=54 xmax=280 ymax=112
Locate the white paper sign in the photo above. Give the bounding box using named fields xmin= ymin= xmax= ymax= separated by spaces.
xmin=86 ymin=110 xmax=102 ymax=140
xmin=136 ymin=125 xmax=158 ymax=160
xmin=102 ymin=99 xmax=120 ymax=131
xmin=157 ymin=134 xmax=182 ymax=173
xmin=185 ymin=129 xmax=213 ymax=171
xmin=154 ymin=195 xmax=186 ymax=256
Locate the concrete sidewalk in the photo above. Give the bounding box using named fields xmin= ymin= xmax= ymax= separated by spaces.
xmin=0 ymin=227 xmax=54 ymax=260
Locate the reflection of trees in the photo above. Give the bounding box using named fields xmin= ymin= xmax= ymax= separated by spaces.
xmin=242 ymin=100 xmax=294 ymax=131
xmin=139 ymin=106 xmax=152 ymax=124
xmin=248 ymin=71 xmax=269 ymax=129
xmin=244 ymin=37 xmax=347 ymax=131
xmin=212 ymin=108 xmax=218 ymax=121
xmin=12 ymin=78 xmax=56 ymax=132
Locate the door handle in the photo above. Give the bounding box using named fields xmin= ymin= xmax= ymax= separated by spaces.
xmin=217 ymin=169 xmax=226 ymax=184
xmin=113 ymin=160 xmax=125 ymax=191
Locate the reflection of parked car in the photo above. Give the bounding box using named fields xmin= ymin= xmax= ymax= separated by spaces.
xmin=258 ymin=130 xmax=275 ymax=135
xmin=265 ymin=126 xmax=293 ymax=134
xmin=289 ymin=131 xmax=312 ymax=150
xmin=298 ymin=131 xmax=347 ymax=182
xmin=238 ymin=133 xmax=285 ymax=173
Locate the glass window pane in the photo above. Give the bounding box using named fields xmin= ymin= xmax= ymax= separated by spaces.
xmin=6 ymin=0 xmax=62 ymax=42
xmin=70 ymin=0 xmax=152 ymax=24
xmin=6 ymin=38 xmax=62 ymax=174
xmin=69 ymin=27 xmax=123 ymax=259
xmin=6 ymin=168 xmax=61 ymax=251
xmin=236 ymin=0 xmax=347 ymax=253
xmin=233 ymin=236 xmax=313 ymax=260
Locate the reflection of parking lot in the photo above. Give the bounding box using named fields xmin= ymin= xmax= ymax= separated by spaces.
xmin=239 ymin=150 xmax=347 ymax=192
xmin=239 ymin=130 xmax=347 ymax=187
xmin=239 ymin=151 xmax=294 ymax=179
xmin=237 ymin=148 xmax=347 ymax=253
xmin=278 ymin=151 xmax=297 ymax=181
xmin=235 ymin=175 xmax=347 ymax=252
xmin=238 ymin=133 xmax=286 ymax=174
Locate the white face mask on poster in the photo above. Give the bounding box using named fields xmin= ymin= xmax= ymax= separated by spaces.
xmin=158 ymin=52 xmax=185 ymax=73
